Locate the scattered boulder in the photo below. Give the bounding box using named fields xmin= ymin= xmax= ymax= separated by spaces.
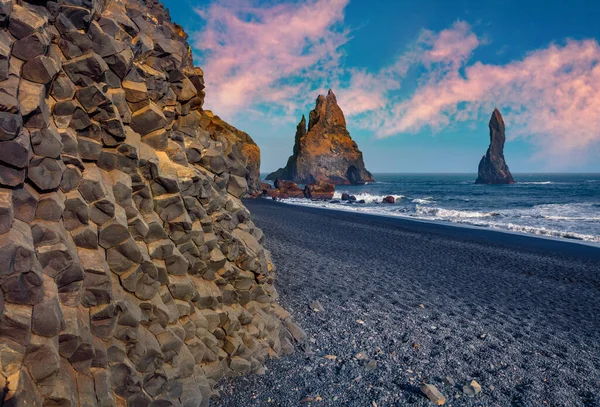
xmin=263 ymin=179 xmax=334 ymax=200
xmin=309 ymin=300 xmax=325 ymax=313
xmin=306 ymin=182 xmax=334 ymax=199
xmin=443 ymin=376 xmax=456 ymax=386
xmin=463 ymin=380 xmax=482 ymax=396
xmin=382 ymin=196 xmax=395 ymax=204
xmin=421 ymin=383 xmax=446 ymax=405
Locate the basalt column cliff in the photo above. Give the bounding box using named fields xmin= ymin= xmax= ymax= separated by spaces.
xmin=267 ymin=90 xmax=374 ymax=185
xmin=0 ymin=1 xmax=299 ymax=406
xmin=475 ymin=109 xmax=515 ymax=184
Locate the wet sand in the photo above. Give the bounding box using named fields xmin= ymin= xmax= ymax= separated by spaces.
xmin=215 ymin=199 xmax=600 ymax=407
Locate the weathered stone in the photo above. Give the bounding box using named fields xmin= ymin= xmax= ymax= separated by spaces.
xmin=0 ymin=112 xmax=23 ymax=141
xmin=123 ymin=80 xmax=149 ymax=104
xmin=18 ymin=80 xmax=46 ymax=117
xmin=0 ymin=163 xmax=25 ymax=187
xmin=0 ymin=132 xmax=30 ymax=168
xmin=2 ymin=368 xmax=43 ymax=406
xmin=60 ymin=164 xmax=83 ymax=193
xmin=229 ymin=356 xmax=251 ymax=375
xmin=130 ymin=102 xmax=167 ymax=136
xmin=63 ymin=52 xmax=109 ymax=86
xmin=78 ymin=136 xmax=103 ymax=160
xmin=0 ymin=220 xmax=37 ymax=280
xmin=0 ymin=303 xmax=32 ymax=345
xmin=11 ymin=184 xmax=39 ymax=223
xmin=22 ymin=56 xmax=61 ymax=85
xmin=77 ymin=83 xmax=111 ymax=113
xmin=177 ymin=77 xmax=198 ymax=102
xmin=24 ymin=334 xmax=60 ymax=382
xmin=463 ymin=380 xmax=482 ymax=396
xmin=29 ymin=129 xmax=62 ymax=164
xmin=12 ymin=32 xmax=50 ymax=61
xmin=35 ymin=191 xmax=65 ymax=222
xmin=32 ymin=277 xmax=63 ymax=337
xmin=9 ymin=5 xmax=46 ymax=39
xmin=98 ymin=211 xmax=130 ymax=249
xmin=421 ymin=383 xmax=446 ymax=405
xmin=227 ymin=174 xmax=248 ymax=198
xmin=200 ymin=149 xmax=226 ymax=175
xmin=0 ymin=0 xmax=12 ymax=25
xmin=72 ymin=224 xmax=99 ymax=249
xmin=51 ymin=72 xmax=78 ymax=101
xmin=0 ymin=190 xmax=12 ymax=234
xmin=28 ymin=156 xmax=65 ymax=191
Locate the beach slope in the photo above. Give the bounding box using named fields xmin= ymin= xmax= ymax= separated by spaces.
xmin=216 ymin=199 xmax=600 ymax=406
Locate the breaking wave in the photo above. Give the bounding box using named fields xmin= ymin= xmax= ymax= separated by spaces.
xmin=415 ymin=205 xmax=500 ymax=219
xmin=332 ymin=192 xmax=405 ymax=203
xmin=275 ymin=173 xmax=600 ymax=244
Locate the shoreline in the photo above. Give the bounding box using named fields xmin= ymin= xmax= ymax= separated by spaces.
xmin=216 ymin=198 xmax=600 ymax=406
xmin=266 ymin=197 xmax=600 ymax=254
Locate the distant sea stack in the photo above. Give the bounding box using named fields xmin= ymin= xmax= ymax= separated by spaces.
xmin=475 ymin=109 xmax=515 ymax=184
xmin=266 ymin=90 xmax=374 ymax=185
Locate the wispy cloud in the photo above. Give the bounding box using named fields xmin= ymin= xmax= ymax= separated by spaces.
xmin=193 ymin=0 xmax=349 ymax=117
xmin=363 ymin=22 xmax=600 ymax=166
xmin=192 ymin=2 xmax=600 ymax=167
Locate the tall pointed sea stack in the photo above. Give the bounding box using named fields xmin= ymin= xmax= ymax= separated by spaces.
xmin=266 ymin=90 xmax=374 ymax=185
xmin=475 ymin=109 xmax=515 ymax=184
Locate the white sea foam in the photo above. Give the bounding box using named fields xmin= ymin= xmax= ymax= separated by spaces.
xmin=277 ymin=196 xmax=600 ymax=244
xmin=412 ymin=198 xmax=434 ymax=205
xmin=518 ymin=181 xmax=554 ymax=185
xmin=415 ymin=205 xmax=499 ymax=219
xmin=494 ymin=223 xmax=600 ymax=242
xmin=511 ymin=203 xmax=600 ymax=222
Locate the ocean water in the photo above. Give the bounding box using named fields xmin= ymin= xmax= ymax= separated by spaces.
xmin=262 ymin=174 xmax=600 ymax=244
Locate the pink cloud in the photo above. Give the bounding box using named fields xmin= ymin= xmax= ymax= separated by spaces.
xmin=376 ymin=33 xmax=600 ymax=165
xmin=420 ymin=21 xmax=480 ymax=67
xmin=193 ymin=7 xmax=600 ymax=167
xmin=337 ymin=21 xmax=600 ymax=167
xmin=336 ymin=69 xmax=398 ymax=116
xmin=193 ymin=0 xmax=349 ymax=117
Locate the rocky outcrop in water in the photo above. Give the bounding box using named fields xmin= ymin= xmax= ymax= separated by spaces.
xmin=0 ymin=1 xmax=297 ymax=406
xmin=266 ymin=90 xmax=374 ymax=185
xmin=261 ymin=180 xmax=334 ymax=200
xmin=475 ymin=109 xmax=515 ymax=184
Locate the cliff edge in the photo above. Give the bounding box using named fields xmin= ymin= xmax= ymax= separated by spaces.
xmin=0 ymin=1 xmax=298 ymax=406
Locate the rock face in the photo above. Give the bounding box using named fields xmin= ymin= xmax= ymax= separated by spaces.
xmin=266 ymin=90 xmax=374 ymax=185
xmin=475 ymin=109 xmax=515 ymax=184
xmin=199 ymin=111 xmax=262 ymax=195
xmin=0 ymin=1 xmax=296 ymax=406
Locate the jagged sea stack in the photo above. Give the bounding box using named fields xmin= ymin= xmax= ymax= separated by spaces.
xmin=475 ymin=109 xmax=515 ymax=184
xmin=266 ymin=90 xmax=374 ymax=185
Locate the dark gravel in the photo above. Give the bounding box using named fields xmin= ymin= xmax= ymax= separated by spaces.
xmin=214 ymin=199 xmax=600 ymax=407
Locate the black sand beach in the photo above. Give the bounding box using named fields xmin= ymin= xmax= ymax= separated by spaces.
xmin=215 ymin=199 xmax=600 ymax=407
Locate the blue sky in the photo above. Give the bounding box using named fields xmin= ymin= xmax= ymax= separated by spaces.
xmin=162 ymin=0 xmax=600 ymax=173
